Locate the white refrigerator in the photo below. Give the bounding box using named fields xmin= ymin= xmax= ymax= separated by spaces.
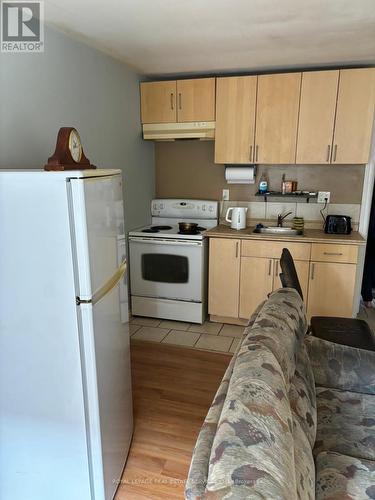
xmin=0 ymin=169 xmax=133 ymax=500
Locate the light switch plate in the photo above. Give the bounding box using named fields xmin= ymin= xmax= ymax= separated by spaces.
xmin=318 ymin=191 xmax=331 ymax=204
xmin=222 ymin=189 xmax=229 ymax=201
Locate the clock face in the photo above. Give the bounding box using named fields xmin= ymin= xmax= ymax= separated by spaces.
xmin=68 ymin=129 xmax=82 ymax=163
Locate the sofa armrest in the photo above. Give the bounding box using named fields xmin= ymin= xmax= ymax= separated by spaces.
xmin=305 ymin=335 xmax=375 ymax=395
xmin=185 ymin=356 xmax=236 ymax=499
xmin=186 ymin=300 xmax=268 ymax=499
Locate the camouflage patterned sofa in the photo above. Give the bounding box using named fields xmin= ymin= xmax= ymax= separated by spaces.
xmin=185 ymin=288 xmax=375 ymax=499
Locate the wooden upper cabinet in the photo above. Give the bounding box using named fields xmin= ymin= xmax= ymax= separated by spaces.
xmin=296 ymin=71 xmax=339 ymax=164
xmin=214 ymin=76 xmax=257 ymax=164
xmin=255 ymin=73 xmax=301 ymax=164
xmin=176 ymin=78 xmax=216 ymax=122
xmin=332 ymin=68 xmax=375 ymax=164
xmin=140 ymin=81 xmax=177 ymax=124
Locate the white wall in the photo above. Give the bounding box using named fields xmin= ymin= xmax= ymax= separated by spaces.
xmin=0 ymin=26 xmax=154 ymax=231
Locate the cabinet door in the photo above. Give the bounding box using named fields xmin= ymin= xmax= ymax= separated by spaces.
xmin=296 ymin=71 xmax=339 ymax=164
xmin=177 ymin=78 xmax=216 ymax=122
xmin=332 ymin=68 xmax=375 ymax=164
xmin=208 ymin=238 xmax=240 ymax=318
xmin=272 ymin=259 xmax=310 ymax=300
xmin=239 ymin=257 xmax=274 ymax=320
xmin=307 ymin=262 xmax=356 ymax=318
xmin=215 ymin=76 xmax=257 ymax=164
xmin=255 ymin=73 xmax=301 ymax=164
xmin=140 ymin=81 xmax=177 ymax=124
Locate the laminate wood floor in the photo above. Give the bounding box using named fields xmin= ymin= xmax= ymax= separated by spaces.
xmin=115 ymin=340 xmax=231 ymax=500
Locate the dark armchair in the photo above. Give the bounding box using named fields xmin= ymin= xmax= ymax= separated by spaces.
xmin=278 ymin=248 xmax=375 ymax=351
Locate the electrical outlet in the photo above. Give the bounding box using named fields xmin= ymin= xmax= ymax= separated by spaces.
xmin=317 ymin=191 xmax=331 ymax=204
xmin=222 ymin=189 xmax=229 ymax=201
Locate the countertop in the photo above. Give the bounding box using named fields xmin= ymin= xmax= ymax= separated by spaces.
xmin=205 ymin=224 xmax=366 ymax=245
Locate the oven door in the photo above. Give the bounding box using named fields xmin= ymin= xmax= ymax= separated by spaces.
xmin=129 ymin=237 xmax=205 ymax=302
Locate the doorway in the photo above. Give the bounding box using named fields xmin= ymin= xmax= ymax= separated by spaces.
xmin=359 ymin=180 xmax=375 ymax=329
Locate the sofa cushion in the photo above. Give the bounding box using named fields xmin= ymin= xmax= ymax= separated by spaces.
xmin=305 ymin=336 xmax=375 ymax=395
xmin=289 ymin=343 xmax=317 ymax=448
xmin=205 ymin=344 xmax=297 ymax=498
xmin=242 ymin=288 xmax=307 ymax=389
xmin=314 ymin=387 xmax=375 ymax=462
xmin=315 ymin=451 xmax=375 ymax=499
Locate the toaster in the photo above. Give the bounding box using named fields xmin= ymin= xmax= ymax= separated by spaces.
xmin=324 ymin=215 xmax=352 ymax=234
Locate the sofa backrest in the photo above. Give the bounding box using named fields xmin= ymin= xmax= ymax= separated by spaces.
xmin=204 ymin=288 xmax=316 ymax=499
xmin=242 ymin=287 xmax=308 ymax=388
xmin=305 ymin=335 xmax=375 ymax=395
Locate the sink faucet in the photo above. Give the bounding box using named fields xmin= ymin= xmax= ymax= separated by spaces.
xmin=277 ymin=211 xmax=293 ymax=227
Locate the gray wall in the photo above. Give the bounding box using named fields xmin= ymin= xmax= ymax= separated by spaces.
xmin=0 ymin=26 xmax=154 ymax=231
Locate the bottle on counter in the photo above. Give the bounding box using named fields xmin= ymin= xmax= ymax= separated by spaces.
xmin=259 ymin=173 xmax=268 ymax=194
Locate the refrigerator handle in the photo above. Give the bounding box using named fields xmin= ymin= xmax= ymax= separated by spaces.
xmin=76 ymin=259 xmax=127 ymax=306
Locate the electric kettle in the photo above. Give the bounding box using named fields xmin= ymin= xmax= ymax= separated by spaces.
xmin=225 ymin=207 xmax=248 ymax=230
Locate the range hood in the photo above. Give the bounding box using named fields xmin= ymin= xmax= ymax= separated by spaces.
xmin=142 ymin=121 xmax=215 ymax=141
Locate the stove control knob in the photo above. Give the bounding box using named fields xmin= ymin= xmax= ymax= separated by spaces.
xmin=160 ymin=203 xmax=164 ymax=209
xmin=202 ymin=205 xmax=207 ymax=211
xmin=209 ymin=206 xmax=213 ymax=212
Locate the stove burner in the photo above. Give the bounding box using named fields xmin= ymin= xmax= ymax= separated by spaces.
xmin=151 ymin=225 xmax=172 ymax=230
xmin=141 ymin=225 xmax=173 ymax=233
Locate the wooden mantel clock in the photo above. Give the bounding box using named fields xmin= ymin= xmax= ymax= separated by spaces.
xmin=44 ymin=127 xmax=96 ymax=171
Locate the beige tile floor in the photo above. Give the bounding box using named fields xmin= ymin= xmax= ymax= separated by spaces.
xmin=130 ymin=303 xmax=375 ymax=355
xmin=130 ymin=316 xmax=245 ymax=354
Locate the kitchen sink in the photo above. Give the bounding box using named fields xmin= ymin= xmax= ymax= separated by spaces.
xmin=253 ymin=226 xmax=303 ymax=236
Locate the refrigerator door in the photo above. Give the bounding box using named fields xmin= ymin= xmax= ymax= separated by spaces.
xmin=68 ymin=174 xmax=133 ymax=499
xmin=69 ymin=174 xmax=125 ymax=300
xmin=78 ymin=278 xmax=132 ymax=500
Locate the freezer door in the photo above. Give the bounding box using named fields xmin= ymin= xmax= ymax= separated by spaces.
xmin=78 ymin=278 xmax=133 ymax=500
xmin=69 ymin=174 xmax=125 ymax=299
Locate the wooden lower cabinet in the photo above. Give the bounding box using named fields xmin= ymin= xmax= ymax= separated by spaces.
xmin=208 ymin=238 xmax=240 ymax=318
xmin=273 ymin=259 xmax=310 ymax=299
xmin=209 ymin=238 xmax=359 ymax=324
xmin=239 ymin=257 xmax=274 ymax=319
xmin=239 ymin=257 xmax=310 ymax=319
xmin=307 ymin=261 xmax=356 ymax=318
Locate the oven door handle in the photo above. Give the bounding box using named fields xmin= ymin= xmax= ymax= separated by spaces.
xmin=129 ymin=237 xmax=203 ymax=247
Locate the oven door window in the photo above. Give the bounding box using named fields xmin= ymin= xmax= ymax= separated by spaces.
xmin=142 ymin=253 xmax=189 ymax=283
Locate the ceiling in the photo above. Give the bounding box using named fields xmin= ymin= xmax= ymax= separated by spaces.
xmin=45 ymin=0 xmax=375 ymax=76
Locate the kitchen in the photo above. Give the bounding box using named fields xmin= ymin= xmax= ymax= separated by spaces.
xmin=1 ymin=1 xmax=375 ymax=499
xmin=130 ymin=69 xmax=373 ymax=335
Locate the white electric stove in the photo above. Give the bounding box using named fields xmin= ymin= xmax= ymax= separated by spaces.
xmin=129 ymin=199 xmax=219 ymax=323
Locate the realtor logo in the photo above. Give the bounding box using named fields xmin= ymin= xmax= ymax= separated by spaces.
xmin=1 ymin=1 xmax=44 ymax=52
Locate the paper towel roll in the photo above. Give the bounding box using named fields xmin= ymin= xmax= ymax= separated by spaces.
xmin=225 ymin=166 xmax=255 ymax=184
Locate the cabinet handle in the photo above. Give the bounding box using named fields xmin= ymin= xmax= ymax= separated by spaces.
xmin=170 ymin=93 xmax=174 ymax=110
xmin=235 ymin=241 xmax=239 ymax=258
xmin=311 ymin=263 xmax=315 ymax=280
xmin=333 ymin=144 xmax=338 ymax=162
xmin=326 ymin=145 xmax=331 ymax=162
xmin=268 ymin=259 xmax=272 ymax=276
xmin=178 ymin=93 xmax=182 ymax=110
xmin=255 ymin=145 xmax=259 ymax=162
xmin=249 ymin=145 xmax=253 ymax=162
xmin=323 ymin=252 xmax=343 ymax=256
